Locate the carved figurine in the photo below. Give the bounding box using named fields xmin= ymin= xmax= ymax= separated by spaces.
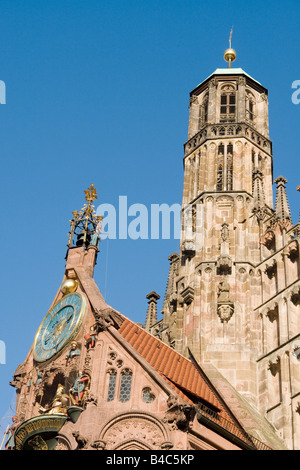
xmin=35 ymin=369 xmax=43 ymax=385
xmin=84 ymin=325 xmax=96 ymax=349
xmin=66 ymin=341 xmax=81 ymax=361
xmin=26 ymin=373 xmax=33 ymax=393
xmin=217 ymin=279 xmax=231 ymax=302
xmin=70 ymin=371 xmax=90 ymax=405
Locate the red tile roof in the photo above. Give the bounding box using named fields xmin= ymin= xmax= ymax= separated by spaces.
xmin=118 ymin=318 xmax=245 ymax=436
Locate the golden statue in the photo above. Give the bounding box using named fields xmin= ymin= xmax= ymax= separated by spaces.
xmin=40 ymin=384 xmax=70 ymax=416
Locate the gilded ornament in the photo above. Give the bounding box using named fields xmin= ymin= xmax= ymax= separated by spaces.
xmin=61 ymin=278 xmax=78 ymax=294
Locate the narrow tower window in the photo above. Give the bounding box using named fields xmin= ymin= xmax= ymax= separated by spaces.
xmin=217 ymin=143 xmax=224 ymax=191
xmin=202 ymin=93 xmax=209 ymax=124
xmin=246 ymin=90 xmax=256 ymax=122
xmin=217 ymin=166 xmax=223 ymax=191
xmin=220 ymin=92 xmax=236 ymax=122
xmin=227 ymin=143 xmax=233 ymax=190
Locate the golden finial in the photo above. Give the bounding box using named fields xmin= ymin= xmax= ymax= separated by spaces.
xmin=84 ymin=183 xmax=98 ymax=204
xmin=224 ymin=26 xmax=236 ymax=68
xmin=67 ymin=183 xmax=103 ymax=250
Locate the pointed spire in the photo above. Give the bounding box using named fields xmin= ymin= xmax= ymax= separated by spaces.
xmin=274 ymin=176 xmax=291 ymax=221
xmin=252 ymin=169 xmax=268 ymax=221
xmin=144 ymin=291 xmax=160 ymax=332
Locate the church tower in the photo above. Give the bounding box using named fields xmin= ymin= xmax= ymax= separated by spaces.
xmin=158 ymin=43 xmax=300 ymax=449
xmin=6 ymin=42 xmax=299 ymax=452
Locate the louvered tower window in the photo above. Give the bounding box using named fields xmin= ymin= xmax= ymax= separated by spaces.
xmin=220 ymin=93 xmax=236 ymax=122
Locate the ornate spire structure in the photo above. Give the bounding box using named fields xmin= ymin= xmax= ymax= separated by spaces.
xmin=252 ymin=169 xmax=268 ymax=221
xmin=144 ymin=291 xmax=160 ymax=332
xmin=67 ymin=183 xmax=103 ymax=251
xmin=223 ymin=27 xmax=237 ymax=68
xmin=274 ymin=176 xmax=291 ymax=221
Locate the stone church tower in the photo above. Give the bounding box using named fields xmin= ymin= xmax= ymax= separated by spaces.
xmin=152 ymin=47 xmax=300 ymax=450
xmin=4 ymin=46 xmax=299 ymax=451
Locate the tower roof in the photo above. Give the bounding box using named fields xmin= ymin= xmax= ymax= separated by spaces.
xmin=190 ymin=67 xmax=268 ymax=96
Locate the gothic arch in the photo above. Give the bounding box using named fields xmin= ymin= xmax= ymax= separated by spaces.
xmin=220 ymin=82 xmax=236 ymax=92
xmin=115 ymin=439 xmax=153 ymax=450
xmin=98 ymin=411 xmax=171 ymax=450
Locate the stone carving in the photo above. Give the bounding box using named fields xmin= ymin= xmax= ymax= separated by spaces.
xmin=217 ymin=304 xmax=234 ymax=323
xmin=90 ymin=439 xmax=106 ymax=450
xmin=55 ymin=435 xmax=72 ymax=450
xmin=220 ymin=223 xmax=229 ymax=242
xmin=268 ymin=357 xmax=280 ymax=376
xmin=99 ymin=413 xmax=170 ymax=450
xmin=285 ymin=241 xmax=298 ymax=262
xmin=217 ymin=279 xmax=234 ymax=323
xmin=94 ymin=307 xmax=124 ymax=332
xmin=10 ymin=363 xmax=26 ymax=391
xmin=264 ymin=261 xmax=276 ymax=279
xmin=163 ymin=396 xmax=195 ymax=431
xmin=72 ymin=431 xmax=88 ymax=450
xmin=291 ymin=287 xmax=300 ymax=306
xmin=266 ymin=306 xmax=278 ymax=323
xmin=292 ymin=341 xmax=300 ymax=362
xmin=217 ymin=279 xmax=231 ymax=303
xmin=261 ymin=229 xmax=275 ymax=249
xmin=189 ymin=95 xmax=199 ymax=106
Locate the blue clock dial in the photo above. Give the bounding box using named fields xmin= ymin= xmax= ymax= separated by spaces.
xmin=33 ymin=293 xmax=86 ymax=362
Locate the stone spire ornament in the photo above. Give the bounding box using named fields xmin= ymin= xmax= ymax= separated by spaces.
xmin=145 ymin=291 xmax=160 ymax=332
xmin=274 ymin=176 xmax=291 ymax=221
xmin=252 ymin=169 xmax=268 ymax=221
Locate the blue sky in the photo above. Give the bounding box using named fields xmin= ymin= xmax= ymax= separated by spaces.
xmin=1 ymin=0 xmax=300 ymax=441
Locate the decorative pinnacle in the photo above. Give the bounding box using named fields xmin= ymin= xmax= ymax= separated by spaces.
xmin=145 ymin=291 xmax=160 ymax=332
xmin=67 ymin=184 xmax=103 ymax=250
xmin=274 ymin=176 xmax=291 ymax=221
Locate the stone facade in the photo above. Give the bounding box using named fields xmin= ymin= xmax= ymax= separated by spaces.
xmin=5 ymin=66 xmax=297 ymax=452
xmin=7 ymin=242 xmax=278 ymax=451
xmin=153 ymin=68 xmax=300 ymax=450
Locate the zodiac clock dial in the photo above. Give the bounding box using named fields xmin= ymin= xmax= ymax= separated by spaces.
xmin=33 ymin=292 xmax=86 ymax=363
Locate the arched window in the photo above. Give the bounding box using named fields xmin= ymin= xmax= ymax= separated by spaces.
xmin=119 ymin=369 xmax=133 ymax=402
xmin=246 ymin=90 xmax=256 ymax=122
xmin=220 ymin=90 xmax=236 ymax=122
xmin=107 ymin=369 xmax=117 ymax=402
xmin=202 ymin=93 xmax=209 ymax=124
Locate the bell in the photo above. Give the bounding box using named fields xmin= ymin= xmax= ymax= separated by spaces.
xmin=76 ymin=231 xmax=91 ymax=247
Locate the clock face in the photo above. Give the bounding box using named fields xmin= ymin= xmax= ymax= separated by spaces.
xmin=33 ymin=293 xmax=86 ymax=363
